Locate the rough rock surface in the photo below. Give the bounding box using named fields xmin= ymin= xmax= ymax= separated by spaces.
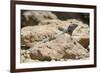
xmin=21 ymin=11 xmax=58 ymax=27
xmin=21 ymin=11 xmax=90 ymax=63
xmin=70 ymin=19 xmax=89 ymax=48
xmin=21 ymin=25 xmax=62 ymax=47
xmin=29 ymin=34 xmax=88 ymax=61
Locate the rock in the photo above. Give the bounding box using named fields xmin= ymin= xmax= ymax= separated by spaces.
xmin=66 ymin=19 xmax=83 ymax=25
xmin=38 ymin=19 xmax=72 ymax=31
xmin=21 ymin=18 xmax=89 ymax=62
xmin=21 ymin=25 xmax=62 ymax=48
xmin=69 ymin=19 xmax=89 ymax=48
xmin=29 ymin=34 xmax=89 ymax=61
xmin=20 ymin=50 xmax=30 ymax=63
xmin=72 ymin=36 xmax=89 ymax=48
xmin=21 ymin=19 xmax=89 ymax=49
xmin=64 ymin=41 xmax=89 ymax=59
xmin=21 ymin=11 xmax=58 ymax=27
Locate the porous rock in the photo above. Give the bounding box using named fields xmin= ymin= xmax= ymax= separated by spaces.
xmin=21 ymin=11 xmax=58 ymax=27
xmin=21 ymin=25 xmax=62 ymax=47
xmin=68 ymin=19 xmax=89 ymax=48
xmin=21 ymin=18 xmax=90 ymax=62
xmin=29 ymin=34 xmax=89 ymax=61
